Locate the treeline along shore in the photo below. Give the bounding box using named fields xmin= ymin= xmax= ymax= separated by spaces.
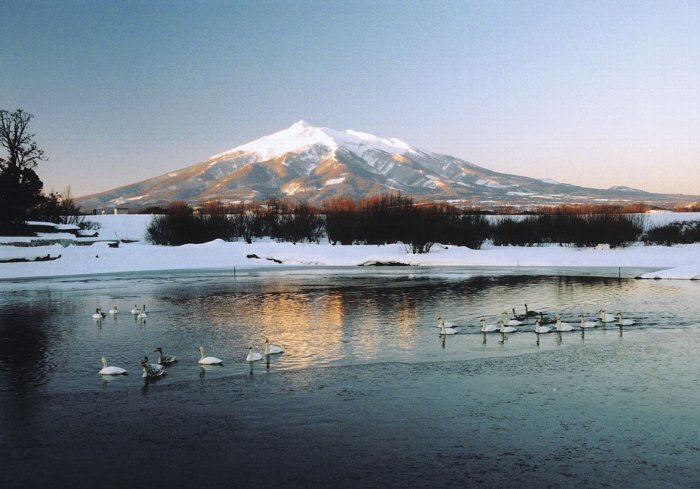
xmin=144 ymin=194 xmax=700 ymax=251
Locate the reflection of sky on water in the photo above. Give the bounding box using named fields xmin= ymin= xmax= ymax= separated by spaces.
xmin=0 ymin=267 xmax=698 ymax=397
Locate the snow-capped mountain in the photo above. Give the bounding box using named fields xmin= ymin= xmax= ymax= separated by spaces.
xmin=77 ymin=121 xmax=691 ymax=211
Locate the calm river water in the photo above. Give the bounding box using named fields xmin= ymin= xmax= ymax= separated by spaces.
xmin=0 ymin=266 xmax=698 ymax=395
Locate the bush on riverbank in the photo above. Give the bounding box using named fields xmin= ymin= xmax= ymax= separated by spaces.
xmin=492 ymin=212 xmax=645 ymax=248
xmin=643 ymin=221 xmax=700 ymax=245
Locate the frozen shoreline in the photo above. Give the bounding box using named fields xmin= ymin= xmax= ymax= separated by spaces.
xmin=0 ymin=214 xmax=698 ymax=280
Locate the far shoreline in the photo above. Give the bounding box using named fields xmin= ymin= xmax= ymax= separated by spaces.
xmin=1 ymin=214 xmax=699 ymax=281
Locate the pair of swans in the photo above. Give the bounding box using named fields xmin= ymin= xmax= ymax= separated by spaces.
xmin=99 ymin=354 xmax=168 ymax=377
xmin=141 ymin=356 xmax=166 ymax=379
xmin=502 ymin=312 xmax=524 ymax=327
xmin=599 ymin=309 xmax=635 ymax=326
xmin=99 ymin=356 xmax=166 ymax=377
xmin=248 ymin=339 xmax=286 ymax=360
xmin=198 ymin=339 xmax=285 ymax=365
xmin=129 ymin=304 xmax=147 ymax=319
xmin=598 ymin=309 xmax=616 ymax=323
xmin=481 ymin=318 xmax=518 ymax=333
xmin=512 ymin=304 xmax=540 ymax=321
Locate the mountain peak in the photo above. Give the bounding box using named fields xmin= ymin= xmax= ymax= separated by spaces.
xmin=212 ymin=121 xmax=417 ymax=162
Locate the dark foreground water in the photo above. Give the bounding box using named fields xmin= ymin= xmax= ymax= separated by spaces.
xmin=1 ymin=267 xmax=699 ymax=488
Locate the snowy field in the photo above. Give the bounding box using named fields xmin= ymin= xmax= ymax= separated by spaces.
xmin=0 ymin=213 xmax=699 ymax=280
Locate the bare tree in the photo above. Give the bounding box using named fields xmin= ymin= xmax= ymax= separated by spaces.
xmin=0 ymin=109 xmax=46 ymax=171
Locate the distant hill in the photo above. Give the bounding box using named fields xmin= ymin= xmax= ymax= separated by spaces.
xmin=77 ymin=121 xmax=696 ymax=211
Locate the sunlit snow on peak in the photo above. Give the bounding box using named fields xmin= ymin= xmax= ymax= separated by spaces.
xmin=214 ymin=121 xmax=417 ymax=162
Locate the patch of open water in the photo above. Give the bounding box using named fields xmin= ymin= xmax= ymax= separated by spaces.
xmin=0 ymin=266 xmax=697 ymax=396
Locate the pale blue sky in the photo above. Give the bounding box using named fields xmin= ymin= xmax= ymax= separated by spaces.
xmin=2 ymin=0 xmax=698 ymax=197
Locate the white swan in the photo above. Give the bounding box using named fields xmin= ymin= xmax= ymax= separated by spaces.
xmin=130 ymin=304 xmax=139 ymax=315
xmin=534 ymin=319 xmax=551 ymax=334
xmin=435 ymin=316 xmax=459 ymax=329
xmin=480 ymin=318 xmax=499 ymax=333
xmin=246 ymin=346 xmax=263 ymax=362
xmin=555 ymin=316 xmax=575 ymax=332
xmin=92 ymin=307 xmax=106 ymax=320
xmin=438 ymin=318 xmax=458 ymax=335
xmin=141 ymin=356 xmax=166 ymax=379
xmin=137 ymin=304 xmax=147 ymax=320
xmin=498 ymin=320 xmax=517 ymax=334
xmin=502 ymin=311 xmax=523 ymax=327
xmin=108 ymin=305 xmax=118 ymax=315
xmin=197 ymin=346 xmax=223 ymax=365
xmin=154 ymin=347 xmax=177 ymax=365
xmin=615 ymin=312 xmax=635 ymax=326
xmin=598 ymin=309 xmax=615 ymax=323
xmin=99 ymin=357 xmax=127 ymax=375
xmin=578 ymin=314 xmax=597 ymax=328
xmin=263 ymin=338 xmax=284 ymax=355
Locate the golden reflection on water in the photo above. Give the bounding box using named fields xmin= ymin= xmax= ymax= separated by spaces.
xmin=186 ymin=285 xmax=422 ymax=369
xmin=395 ymin=293 xmax=419 ymax=349
xmin=255 ymin=291 xmax=345 ymax=368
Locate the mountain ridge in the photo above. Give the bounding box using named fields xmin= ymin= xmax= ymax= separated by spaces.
xmin=77 ymin=121 xmax=695 ymax=211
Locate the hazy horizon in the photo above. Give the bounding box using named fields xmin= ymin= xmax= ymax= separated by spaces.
xmin=2 ymin=1 xmax=698 ymax=198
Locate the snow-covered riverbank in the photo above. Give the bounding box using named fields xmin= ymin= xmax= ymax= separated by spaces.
xmin=0 ymin=214 xmax=698 ymax=280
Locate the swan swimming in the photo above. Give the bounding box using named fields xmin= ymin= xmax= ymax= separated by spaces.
xmin=480 ymin=318 xmax=499 ymax=333
xmin=555 ymin=316 xmax=575 ymax=332
xmin=108 ymin=305 xmax=118 ymax=315
xmin=92 ymin=308 xmax=106 ymax=320
xmin=436 ymin=316 xmax=458 ymax=329
xmin=246 ymin=346 xmax=263 ymax=362
xmin=263 ymin=338 xmax=284 ymax=355
xmin=130 ymin=304 xmax=139 ymax=315
xmin=534 ymin=319 xmax=552 ymax=334
xmin=154 ymin=347 xmax=177 ymax=365
xmin=615 ymin=312 xmax=635 ymax=326
xmin=498 ymin=320 xmax=517 ymax=334
xmin=137 ymin=305 xmax=147 ymax=320
xmin=141 ymin=356 xmax=166 ymax=379
xmin=578 ymin=314 xmax=597 ymax=328
xmin=98 ymin=357 xmax=127 ymax=375
xmin=438 ymin=318 xmax=458 ymax=335
xmin=524 ymin=304 xmax=539 ymax=318
xmin=538 ymin=311 xmax=555 ymax=324
xmin=511 ymin=307 xmax=527 ymax=321
xmin=598 ymin=310 xmax=615 ymax=323
xmin=197 ymin=346 xmax=223 ymax=365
